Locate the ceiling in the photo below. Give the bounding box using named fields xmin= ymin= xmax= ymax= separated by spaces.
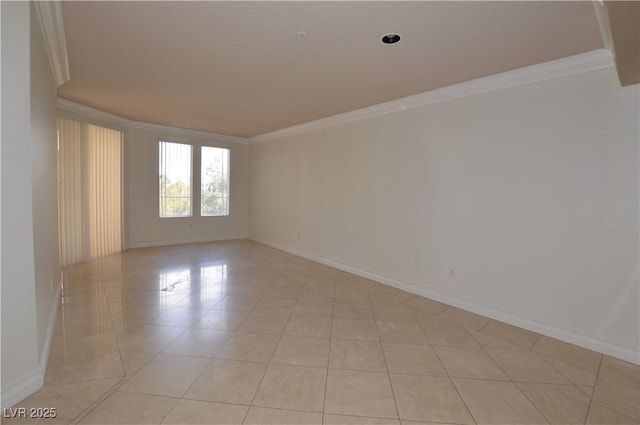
xmin=58 ymin=1 xmax=603 ymax=138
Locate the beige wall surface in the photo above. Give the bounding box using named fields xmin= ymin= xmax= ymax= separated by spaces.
xmin=30 ymin=3 xmax=62 ymax=360
xmin=1 ymin=1 xmax=41 ymax=395
xmin=125 ymin=127 xmax=249 ymax=248
xmin=249 ymin=67 xmax=639 ymax=358
xmin=1 ymin=1 xmax=61 ymax=406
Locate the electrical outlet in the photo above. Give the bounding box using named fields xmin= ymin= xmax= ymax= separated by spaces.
xmin=449 ymin=267 xmax=455 ymax=278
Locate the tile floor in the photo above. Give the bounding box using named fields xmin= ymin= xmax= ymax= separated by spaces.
xmin=6 ymin=240 xmax=639 ymax=424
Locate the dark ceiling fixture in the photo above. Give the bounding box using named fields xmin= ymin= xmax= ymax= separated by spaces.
xmin=381 ymin=33 xmax=401 ymax=44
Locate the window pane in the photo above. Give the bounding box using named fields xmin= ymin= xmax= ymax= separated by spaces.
xmin=201 ymin=146 xmax=230 ymax=216
xmin=159 ymin=141 xmax=192 ymax=217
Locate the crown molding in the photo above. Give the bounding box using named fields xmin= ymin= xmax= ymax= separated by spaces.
xmin=128 ymin=120 xmax=248 ymax=145
xmin=33 ymin=1 xmax=70 ymax=87
xmin=250 ymin=49 xmax=614 ymax=143
xmin=57 ymin=98 xmax=249 ymax=145
xmin=593 ymin=2 xmax=614 ymax=54
xmin=57 ymin=98 xmax=132 ymax=128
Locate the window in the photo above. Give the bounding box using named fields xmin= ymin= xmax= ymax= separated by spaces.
xmin=158 ymin=141 xmax=230 ymax=218
xmin=159 ymin=141 xmax=192 ymax=217
xmin=201 ymin=146 xmax=230 ymax=216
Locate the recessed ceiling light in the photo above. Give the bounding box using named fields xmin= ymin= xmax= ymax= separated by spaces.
xmin=381 ymin=33 xmax=401 ymax=44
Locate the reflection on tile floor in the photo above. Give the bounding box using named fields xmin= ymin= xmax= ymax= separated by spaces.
xmin=7 ymin=240 xmax=639 ymax=424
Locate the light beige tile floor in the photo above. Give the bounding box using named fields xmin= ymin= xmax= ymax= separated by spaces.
xmin=7 ymin=240 xmax=639 ymax=424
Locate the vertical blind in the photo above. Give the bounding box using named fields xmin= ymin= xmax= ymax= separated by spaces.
xmin=57 ymin=116 xmax=123 ymax=266
xmin=57 ymin=117 xmax=83 ymax=265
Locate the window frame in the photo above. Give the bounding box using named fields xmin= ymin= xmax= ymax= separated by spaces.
xmin=158 ymin=140 xmax=231 ymax=219
xmin=158 ymin=140 xmax=194 ymax=218
xmin=200 ymin=145 xmax=231 ymax=217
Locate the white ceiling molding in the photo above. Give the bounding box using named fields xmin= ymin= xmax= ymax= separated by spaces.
xmin=58 ymin=98 xmax=132 ymax=128
xmin=128 ymin=120 xmax=249 ymax=145
xmin=250 ymin=49 xmax=614 ymax=144
xmin=57 ymin=98 xmax=249 ymax=145
xmin=33 ymin=1 xmax=70 ymax=87
xmin=592 ymin=2 xmax=614 ymax=54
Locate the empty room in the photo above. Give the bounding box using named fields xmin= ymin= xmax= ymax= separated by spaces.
xmin=1 ymin=1 xmax=639 ymax=424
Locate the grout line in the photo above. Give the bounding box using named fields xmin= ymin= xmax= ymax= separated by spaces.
xmin=370 ymin=292 xmax=402 ymax=422
xmin=583 ymin=355 xmax=604 ymax=424
xmin=458 ymin=329 xmax=553 ymax=424
xmin=50 ymin=242 xmax=639 ymax=425
xmin=540 ymin=352 xmax=602 ymax=388
xmin=475 ymin=319 xmax=492 ymax=333
xmin=431 ymin=344 xmax=479 ymax=425
xmin=242 ymin=263 xmax=305 ymax=423
xmin=528 ymin=332 xmax=543 ymax=351
xmin=321 ymin=327 xmax=331 ymax=423
xmin=156 ymin=396 xmax=182 ymax=424
xmin=68 ymin=387 xmax=119 ymax=425
xmin=408 ymin=301 xmax=433 ymax=346
xmin=511 ymin=382 xmax=553 ymax=425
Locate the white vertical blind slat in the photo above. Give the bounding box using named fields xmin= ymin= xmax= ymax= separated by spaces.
xmin=57 ymin=118 xmax=123 ymax=266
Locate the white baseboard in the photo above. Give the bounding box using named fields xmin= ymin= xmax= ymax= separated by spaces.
xmin=1 ymin=281 xmax=61 ymax=409
xmin=39 ymin=281 xmax=61 ymax=376
xmin=250 ymin=235 xmax=640 ymax=365
xmin=127 ymin=234 xmax=248 ymax=249
xmin=0 ymin=369 xmax=45 ymax=410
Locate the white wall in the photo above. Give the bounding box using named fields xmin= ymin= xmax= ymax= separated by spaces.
xmin=249 ymin=67 xmax=640 ymax=361
xmin=30 ymin=3 xmax=62 ymax=361
xmin=126 ymin=126 xmax=249 ymax=248
xmin=1 ymin=1 xmax=60 ymax=407
xmin=1 ymin=1 xmax=41 ymax=399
